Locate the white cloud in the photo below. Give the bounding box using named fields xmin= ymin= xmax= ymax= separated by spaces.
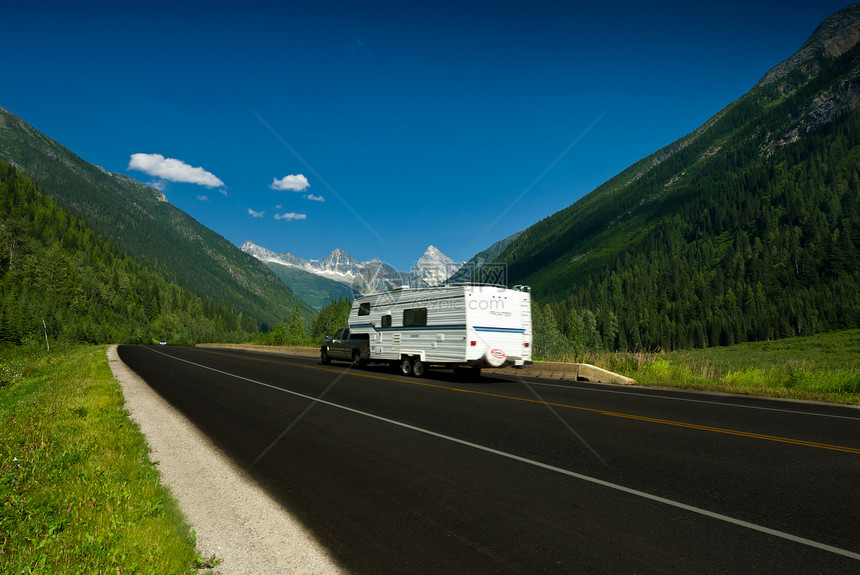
xmin=304 ymin=194 xmax=325 ymax=202
xmin=150 ymin=180 xmax=167 ymax=191
xmin=197 ymin=195 xmax=209 ymax=201
xmin=270 ymin=174 xmax=309 ymax=192
xmin=248 ymin=208 xmax=265 ymax=218
xmin=274 ymin=212 xmax=307 ymax=221
xmin=350 ymin=38 xmax=372 ymax=56
xmin=128 ymin=153 xmax=224 ymax=188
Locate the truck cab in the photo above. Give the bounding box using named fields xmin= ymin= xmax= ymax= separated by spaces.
xmin=320 ymin=327 xmax=370 ymax=367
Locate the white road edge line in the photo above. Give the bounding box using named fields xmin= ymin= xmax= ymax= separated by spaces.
xmin=147 ymin=347 xmax=860 ymax=562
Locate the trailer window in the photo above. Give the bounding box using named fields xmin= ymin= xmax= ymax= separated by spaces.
xmin=358 ymin=302 xmax=371 ymax=316
xmin=381 ymin=314 xmax=392 ymax=328
xmin=403 ymin=307 xmax=427 ymax=327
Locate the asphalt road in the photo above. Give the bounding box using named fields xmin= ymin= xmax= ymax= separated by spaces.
xmin=117 ymin=345 xmax=860 ymax=574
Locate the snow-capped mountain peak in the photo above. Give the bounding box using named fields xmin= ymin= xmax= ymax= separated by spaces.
xmin=240 ymin=240 xmax=280 ymax=262
xmin=240 ymin=240 xmax=307 ymax=267
xmin=241 ymin=241 xmax=463 ymax=294
xmin=411 ymin=245 xmax=463 ymax=287
xmin=317 ymin=248 xmax=360 ymax=272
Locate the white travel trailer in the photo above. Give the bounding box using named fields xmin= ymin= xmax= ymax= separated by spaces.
xmin=348 ymin=284 xmax=532 ymax=377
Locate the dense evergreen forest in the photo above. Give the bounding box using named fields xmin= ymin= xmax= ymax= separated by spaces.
xmin=253 ymin=297 xmax=351 ymax=347
xmin=497 ymin=42 xmax=860 ymax=356
xmin=529 ymin=108 xmax=860 ymax=356
xmin=0 ymin=106 xmax=313 ymax=330
xmin=0 ymin=160 xmax=261 ymax=345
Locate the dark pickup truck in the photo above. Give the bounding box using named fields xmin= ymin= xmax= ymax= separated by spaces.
xmin=320 ymin=327 xmax=370 ymax=367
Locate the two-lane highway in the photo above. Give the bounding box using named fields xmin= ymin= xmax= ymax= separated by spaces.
xmin=118 ymin=345 xmax=860 ymax=573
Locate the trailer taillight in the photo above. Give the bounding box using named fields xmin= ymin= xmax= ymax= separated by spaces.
xmin=524 ymin=342 xmax=530 ymax=348
xmin=470 ymin=340 xmax=477 ymax=346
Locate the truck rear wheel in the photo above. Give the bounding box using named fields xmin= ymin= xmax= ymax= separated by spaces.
xmin=351 ymin=350 xmax=365 ymax=368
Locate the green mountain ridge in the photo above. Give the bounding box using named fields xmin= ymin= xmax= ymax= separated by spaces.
xmin=446 ymin=231 xmax=521 ymax=285
xmin=0 ymin=106 xmax=312 ymax=328
xmin=486 ymin=4 xmax=860 ymax=352
xmin=264 ymin=262 xmax=355 ymax=309
xmin=0 ymin=159 xmax=256 ymax=344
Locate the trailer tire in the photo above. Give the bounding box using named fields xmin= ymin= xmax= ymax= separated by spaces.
xmin=400 ymin=357 xmax=413 ymax=377
xmin=321 ymin=349 xmax=331 ymax=365
xmin=412 ymin=359 xmax=426 ymax=378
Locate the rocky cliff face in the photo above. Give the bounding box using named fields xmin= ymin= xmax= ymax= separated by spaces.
xmin=758 ymin=3 xmax=860 ymax=89
xmin=770 ymin=66 xmax=860 ymax=152
xmin=758 ymin=4 xmax=860 ymax=153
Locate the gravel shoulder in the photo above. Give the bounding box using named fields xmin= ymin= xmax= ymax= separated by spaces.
xmin=107 ymin=345 xmax=346 ymax=575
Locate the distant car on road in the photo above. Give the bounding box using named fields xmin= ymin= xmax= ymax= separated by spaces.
xmin=320 ymin=327 xmax=370 ymax=367
xmin=159 ymin=339 xmax=167 ymax=345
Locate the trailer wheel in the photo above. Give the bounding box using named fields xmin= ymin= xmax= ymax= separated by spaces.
xmin=412 ymin=359 xmax=426 ymax=378
xmin=321 ymin=349 xmax=331 ymax=365
xmin=400 ymin=357 xmax=413 ymax=377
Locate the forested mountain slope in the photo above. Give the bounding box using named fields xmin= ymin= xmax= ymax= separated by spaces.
xmin=446 ymin=231 xmax=521 ymax=285
xmin=263 ymin=262 xmax=355 ymax=309
xmin=0 ymin=160 xmax=256 ymax=344
xmin=492 ymin=4 xmax=860 ymax=351
xmin=0 ymin=107 xmax=311 ymax=328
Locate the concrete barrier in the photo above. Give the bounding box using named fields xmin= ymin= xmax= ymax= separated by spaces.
xmin=486 ymin=361 xmax=636 ymax=385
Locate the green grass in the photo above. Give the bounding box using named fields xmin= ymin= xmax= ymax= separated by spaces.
xmin=577 ymin=330 xmax=860 ymax=405
xmin=0 ymin=343 xmax=213 ymax=574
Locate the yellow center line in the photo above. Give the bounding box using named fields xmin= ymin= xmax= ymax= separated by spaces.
xmin=198 ymin=348 xmax=860 ymax=455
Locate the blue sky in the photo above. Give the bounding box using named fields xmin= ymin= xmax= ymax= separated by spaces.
xmin=1 ymin=0 xmax=852 ymax=270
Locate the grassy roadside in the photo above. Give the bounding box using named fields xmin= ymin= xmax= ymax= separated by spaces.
xmin=575 ymin=330 xmax=860 ymax=405
xmin=243 ymin=331 xmax=860 ymax=405
xmin=0 ymin=344 xmax=214 ymax=574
